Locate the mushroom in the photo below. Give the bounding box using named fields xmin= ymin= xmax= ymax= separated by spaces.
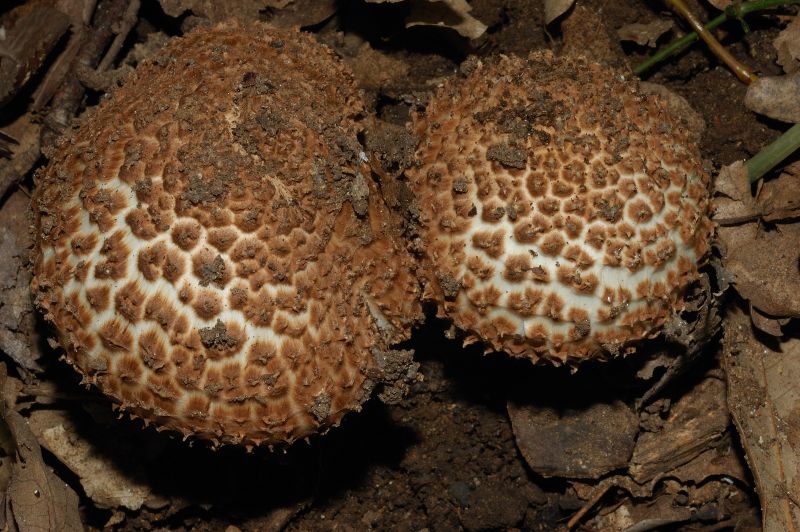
xmin=407 ymin=51 xmax=713 ymax=363
xmin=32 ymin=23 xmax=421 ymax=447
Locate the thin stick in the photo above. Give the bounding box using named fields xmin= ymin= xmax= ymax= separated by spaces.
xmin=567 ymin=483 xmax=612 ymax=529
xmin=665 ymin=0 xmax=758 ymax=83
xmin=635 ymin=0 xmax=800 ymax=76
xmin=746 ymin=123 xmax=800 ymax=183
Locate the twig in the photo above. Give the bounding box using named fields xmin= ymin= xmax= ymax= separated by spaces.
xmin=97 ymin=0 xmax=141 ymax=72
xmin=634 ymin=0 xmax=800 ymax=76
xmin=746 ymin=123 xmax=800 ymax=183
xmin=567 ymin=483 xmax=612 ymax=529
xmin=665 ymin=0 xmax=758 ymax=83
xmin=0 ymin=131 xmax=19 ymax=158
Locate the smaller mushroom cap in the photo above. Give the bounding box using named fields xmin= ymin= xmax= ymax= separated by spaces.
xmin=408 ymin=51 xmax=713 ymax=363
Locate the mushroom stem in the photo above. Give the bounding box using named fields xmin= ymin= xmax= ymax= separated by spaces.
xmin=746 ymin=123 xmax=800 ymax=183
xmin=664 ymin=0 xmax=758 ymax=83
xmin=635 ymin=0 xmax=800 ymax=77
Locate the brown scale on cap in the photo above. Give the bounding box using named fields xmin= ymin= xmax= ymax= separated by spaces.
xmin=32 ymin=23 xmax=421 ymax=447
xmin=408 ymin=51 xmax=713 ymax=364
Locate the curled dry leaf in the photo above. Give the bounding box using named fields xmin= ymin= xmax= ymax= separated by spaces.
xmin=758 ymin=161 xmax=800 ymax=223
xmin=745 ymin=72 xmax=800 ymax=123
xmin=749 ymin=304 xmax=789 ymax=337
xmin=617 ymin=19 xmax=673 ymax=47
xmin=0 ymin=368 xmax=82 ymax=531
xmin=406 ymin=0 xmax=487 ymax=39
xmin=27 ymin=409 xmax=152 ymax=511
xmin=363 ymin=0 xmax=487 ymax=39
xmin=724 ymin=309 xmax=800 ymax=531
xmin=714 ymin=161 xmax=800 ymax=318
xmin=543 ymin=0 xmax=575 ymax=25
xmin=775 ymin=15 xmax=800 ymax=74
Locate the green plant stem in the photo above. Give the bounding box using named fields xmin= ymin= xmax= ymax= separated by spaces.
xmin=634 ymin=0 xmax=800 ymax=75
xmin=665 ymin=0 xmax=758 ymax=82
xmin=746 ymin=123 xmax=800 ymax=183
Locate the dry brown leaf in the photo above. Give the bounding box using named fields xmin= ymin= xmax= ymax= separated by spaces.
xmin=544 ymin=0 xmax=575 ymax=25
xmin=718 ymin=223 xmax=800 ymax=318
xmin=745 ymin=72 xmax=800 ymax=123
xmin=749 ymin=304 xmax=789 ymax=337
xmin=27 ymin=410 xmax=152 ymax=511
xmin=0 ymin=367 xmax=82 ymax=531
xmin=775 ymin=15 xmax=800 ymax=74
xmin=363 ymin=0 xmax=487 ymax=39
xmin=759 ymin=162 xmax=800 ymax=222
xmin=724 ymin=309 xmax=800 ymax=531
xmin=715 ymin=162 xmax=800 ymax=318
xmin=617 ymin=19 xmax=673 ymax=47
xmin=406 ymin=0 xmax=487 ymax=39
xmin=712 ymin=161 xmax=754 ymax=222
xmin=508 ymin=400 xmax=638 ymax=478
xmin=706 ymin=0 xmax=732 ymax=9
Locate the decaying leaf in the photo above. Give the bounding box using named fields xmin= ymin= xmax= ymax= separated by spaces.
xmin=27 ymin=410 xmax=152 ymax=511
xmin=724 ymin=309 xmax=800 ymax=531
xmin=406 ymin=0 xmax=487 ymax=39
xmin=775 ymin=15 xmax=800 ymax=74
xmin=0 ymin=367 xmax=82 ymax=531
xmin=508 ymin=400 xmax=638 ymax=478
xmin=543 ymin=0 xmax=575 ymax=25
xmin=749 ymin=304 xmax=789 ymax=337
xmin=719 ymin=222 xmax=800 ymax=318
xmin=715 ymin=161 xmax=800 ymax=318
xmin=745 ymin=72 xmax=800 ymax=123
xmin=758 ymin=161 xmax=800 ymax=222
xmin=617 ymin=19 xmax=673 ymax=47
xmin=362 ymin=0 xmax=487 ymax=39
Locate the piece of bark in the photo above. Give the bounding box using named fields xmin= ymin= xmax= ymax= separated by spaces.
xmin=0 ymin=1 xmax=71 ymax=106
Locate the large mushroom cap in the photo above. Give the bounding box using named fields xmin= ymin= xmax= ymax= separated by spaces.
xmin=408 ymin=51 xmax=713 ymax=364
xmin=32 ymin=23 xmax=421 ymax=446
